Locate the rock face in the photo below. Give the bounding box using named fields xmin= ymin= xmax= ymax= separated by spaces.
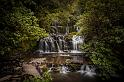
xmin=22 ymin=63 xmax=41 ymax=78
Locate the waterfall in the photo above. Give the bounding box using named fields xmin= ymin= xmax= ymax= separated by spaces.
xmin=56 ymin=40 xmax=61 ymax=52
xmin=60 ymin=66 xmax=70 ymax=74
xmin=81 ymin=65 xmax=91 ymax=72
xmin=66 ymin=25 xmax=69 ymax=35
xmin=76 ymin=27 xmax=80 ymax=32
xmin=49 ymin=37 xmax=55 ymax=51
xmin=39 ymin=39 xmax=43 ymax=51
xmin=72 ymin=36 xmax=78 ymax=50
xmin=37 ymin=21 xmax=84 ymax=54
xmin=48 ymin=64 xmax=54 ymax=72
xmin=58 ymin=36 xmax=64 ymax=52
xmin=71 ymin=35 xmax=84 ymax=53
xmin=38 ymin=34 xmax=84 ymax=53
xmin=44 ymin=41 xmax=50 ymax=52
xmin=78 ymin=65 xmax=96 ymax=77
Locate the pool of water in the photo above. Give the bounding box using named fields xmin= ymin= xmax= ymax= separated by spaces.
xmin=52 ymin=72 xmax=100 ymax=82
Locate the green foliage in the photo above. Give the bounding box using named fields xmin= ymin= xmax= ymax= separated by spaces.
xmin=64 ymin=32 xmax=77 ymax=40
xmin=7 ymin=7 xmax=48 ymax=40
xmin=42 ymin=71 xmax=52 ymax=82
xmin=1 ymin=0 xmax=124 ymax=80
xmin=40 ymin=11 xmax=77 ymax=33
xmin=23 ymin=77 xmax=42 ymax=82
xmin=77 ymin=0 xmax=124 ymax=79
xmin=82 ymin=41 xmax=124 ymax=79
xmin=0 ymin=6 xmax=48 ymax=56
xmin=22 ymin=70 xmax=52 ymax=82
xmin=34 ymin=0 xmax=79 ymax=33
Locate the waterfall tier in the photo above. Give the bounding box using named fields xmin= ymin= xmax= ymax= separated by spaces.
xmin=38 ymin=34 xmax=84 ymax=54
xmin=37 ymin=21 xmax=84 ymax=54
xmin=77 ymin=64 xmax=96 ymax=77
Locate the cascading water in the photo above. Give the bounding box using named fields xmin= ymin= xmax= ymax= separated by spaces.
xmin=37 ymin=20 xmax=84 ymax=54
xmin=71 ymin=35 xmax=84 ymax=53
xmin=44 ymin=41 xmax=49 ymax=52
xmin=38 ymin=34 xmax=84 ymax=53
xmin=77 ymin=64 xmax=96 ymax=77
xmin=34 ymin=21 xmax=100 ymax=82
xmin=60 ymin=66 xmax=70 ymax=74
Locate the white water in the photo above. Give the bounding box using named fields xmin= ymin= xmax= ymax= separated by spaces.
xmin=72 ymin=35 xmax=84 ymax=51
xmin=45 ymin=41 xmax=50 ymax=52
xmin=77 ymin=65 xmax=96 ymax=77
xmin=38 ymin=23 xmax=84 ymax=54
xmin=38 ymin=34 xmax=84 ymax=53
xmin=60 ymin=66 xmax=70 ymax=74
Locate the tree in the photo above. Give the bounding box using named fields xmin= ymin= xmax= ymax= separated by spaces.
xmin=76 ymin=0 xmax=124 ymax=79
xmin=0 ymin=6 xmax=48 ymax=56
